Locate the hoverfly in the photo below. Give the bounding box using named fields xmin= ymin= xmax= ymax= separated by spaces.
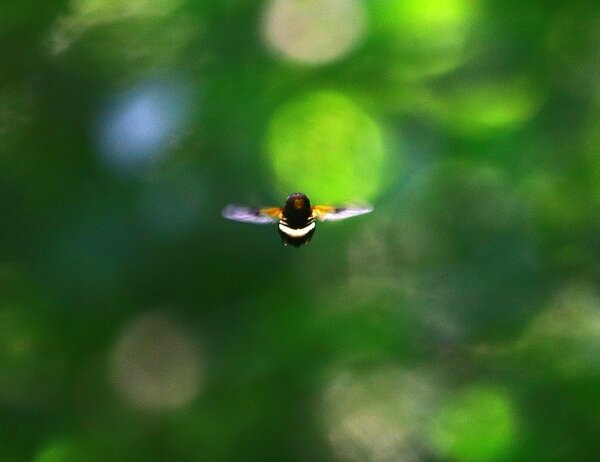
xmin=222 ymin=192 xmax=373 ymax=247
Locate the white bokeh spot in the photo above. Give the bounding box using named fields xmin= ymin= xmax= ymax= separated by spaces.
xmin=262 ymin=0 xmax=366 ymax=65
xmin=110 ymin=311 xmax=204 ymax=411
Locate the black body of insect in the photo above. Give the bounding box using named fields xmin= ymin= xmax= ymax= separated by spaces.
xmin=222 ymin=193 xmax=373 ymax=247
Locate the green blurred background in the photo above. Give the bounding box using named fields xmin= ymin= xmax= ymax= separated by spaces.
xmin=2 ymin=0 xmax=600 ymax=460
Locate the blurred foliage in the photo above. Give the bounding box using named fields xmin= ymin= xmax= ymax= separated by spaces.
xmin=1 ymin=0 xmax=600 ymax=461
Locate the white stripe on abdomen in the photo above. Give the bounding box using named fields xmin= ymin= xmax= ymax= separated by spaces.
xmin=278 ymin=221 xmax=315 ymax=238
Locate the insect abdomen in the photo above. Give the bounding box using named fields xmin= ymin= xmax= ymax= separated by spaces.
xmin=278 ymin=222 xmax=316 ymax=247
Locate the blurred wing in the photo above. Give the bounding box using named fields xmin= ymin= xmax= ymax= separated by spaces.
xmin=221 ymin=205 xmax=282 ymax=224
xmin=312 ymin=204 xmax=374 ymax=222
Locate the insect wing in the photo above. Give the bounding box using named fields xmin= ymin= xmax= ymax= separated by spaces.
xmin=221 ymin=205 xmax=282 ymax=224
xmin=312 ymin=204 xmax=373 ymax=221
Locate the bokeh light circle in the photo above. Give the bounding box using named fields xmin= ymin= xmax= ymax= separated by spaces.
xmin=95 ymin=76 xmax=195 ymax=175
xmin=368 ymin=0 xmax=480 ymax=79
xmin=430 ymin=386 xmax=517 ymax=462
xmin=426 ymin=77 xmax=544 ymax=137
xmin=51 ymin=0 xmax=194 ymax=66
xmin=262 ymin=0 xmax=366 ymax=65
xmin=520 ymin=284 xmax=600 ymax=378
xmin=110 ymin=311 xmax=203 ymax=411
xmin=34 ymin=439 xmax=94 ymax=462
xmin=320 ymin=367 xmax=441 ymax=461
xmin=71 ymin=0 xmax=183 ymax=19
xmin=266 ymin=91 xmax=392 ymax=204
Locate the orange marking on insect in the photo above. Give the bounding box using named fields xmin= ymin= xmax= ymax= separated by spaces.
xmin=259 ymin=207 xmax=283 ymax=219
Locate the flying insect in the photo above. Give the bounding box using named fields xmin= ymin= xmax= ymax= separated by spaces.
xmin=222 ymin=192 xmax=373 ymax=247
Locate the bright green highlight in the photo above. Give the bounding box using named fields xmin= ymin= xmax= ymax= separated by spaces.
xmin=376 ymin=0 xmax=476 ymax=37
xmin=266 ymin=91 xmax=391 ymax=204
xmin=369 ymin=0 xmax=479 ymax=78
xmin=34 ymin=440 xmax=94 ymax=462
xmin=72 ymin=0 xmax=183 ymax=20
xmin=430 ymin=387 xmax=516 ymax=462
xmin=430 ymin=78 xmax=543 ymax=136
